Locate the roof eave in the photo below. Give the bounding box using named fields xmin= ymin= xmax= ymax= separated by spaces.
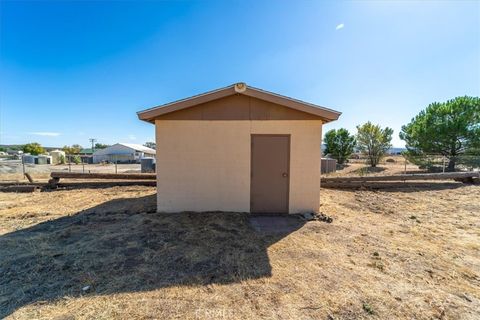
xmin=244 ymin=86 xmax=341 ymax=121
xmin=137 ymin=85 xmax=236 ymax=122
xmin=137 ymin=84 xmax=342 ymax=123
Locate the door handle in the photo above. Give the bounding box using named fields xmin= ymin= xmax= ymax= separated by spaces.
xmin=282 ymin=172 xmax=288 ymax=177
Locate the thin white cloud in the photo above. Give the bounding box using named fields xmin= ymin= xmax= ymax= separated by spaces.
xmin=336 ymin=23 xmax=344 ymax=30
xmin=29 ymin=132 xmax=61 ymax=137
xmin=127 ymin=134 xmax=136 ymax=141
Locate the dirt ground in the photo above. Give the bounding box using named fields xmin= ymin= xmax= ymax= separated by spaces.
xmin=0 ymin=182 xmax=479 ymax=319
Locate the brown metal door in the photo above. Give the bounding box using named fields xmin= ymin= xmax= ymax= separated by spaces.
xmin=250 ymin=135 xmax=290 ymax=214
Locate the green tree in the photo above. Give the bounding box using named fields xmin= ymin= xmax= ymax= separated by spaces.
xmin=22 ymin=142 xmax=45 ymax=155
xmin=62 ymin=146 xmax=73 ymax=154
xmin=400 ymin=96 xmax=480 ymax=171
xmin=62 ymin=144 xmax=83 ymax=154
xmin=71 ymin=144 xmax=83 ymax=154
xmin=356 ymin=122 xmax=393 ymax=167
xmin=144 ymin=142 xmax=156 ymax=149
xmin=94 ymin=143 xmax=109 ymax=150
xmin=324 ymin=128 xmax=356 ymax=164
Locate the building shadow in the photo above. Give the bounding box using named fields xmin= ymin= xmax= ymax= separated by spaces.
xmin=0 ymin=195 xmax=305 ymax=318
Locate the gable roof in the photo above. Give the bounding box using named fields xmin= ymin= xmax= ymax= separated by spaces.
xmin=137 ymin=83 xmax=341 ymax=123
xmin=79 ymin=148 xmax=94 ymax=154
xmin=117 ymin=143 xmax=156 ymax=153
xmin=93 ymin=143 xmax=156 ymax=156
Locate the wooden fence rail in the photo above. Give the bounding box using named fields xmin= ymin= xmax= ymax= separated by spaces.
xmin=48 ymin=171 xmax=156 ymax=188
xmin=50 ymin=172 xmax=156 ymax=180
xmin=321 ymin=171 xmax=479 ymax=183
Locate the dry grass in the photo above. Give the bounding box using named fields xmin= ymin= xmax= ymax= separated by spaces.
xmin=325 ymin=155 xmax=426 ymax=177
xmin=0 ymin=185 xmax=479 ymax=319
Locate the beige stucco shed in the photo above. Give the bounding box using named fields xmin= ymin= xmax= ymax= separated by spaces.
xmin=137 ymin=83 xmax=341 ymax=214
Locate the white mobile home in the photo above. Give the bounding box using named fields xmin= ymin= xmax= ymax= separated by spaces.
xmin=92 ymin=143 xmax=156 ymax=164
xmin=22 ymin=154 xmax=52 ymax=164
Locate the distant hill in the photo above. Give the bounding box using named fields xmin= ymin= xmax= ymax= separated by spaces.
xmin=388 ymin=147 xmax=407 ymax=154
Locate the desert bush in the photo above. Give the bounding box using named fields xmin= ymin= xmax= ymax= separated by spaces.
xmin=324 ymin=128 xmax=356 ymax=164
xmin=356 ymin=122 xmax=393 ymax=167
xmin=72 ymin=155 xmax=81 ymax=164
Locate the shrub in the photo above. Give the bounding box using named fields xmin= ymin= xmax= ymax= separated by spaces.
xmin=356 ymin=122 xmax=393 ymax=167
xmin=324 ymin=128 xmax=356 ymax=164
xmin=72 ymin=155 xmax=81 ymax=164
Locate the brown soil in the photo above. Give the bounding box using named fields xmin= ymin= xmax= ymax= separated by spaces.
xmin=0 ymin=185 xmax=479 ymax=319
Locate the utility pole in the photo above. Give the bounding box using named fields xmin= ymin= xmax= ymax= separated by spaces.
xmin=89 ymin=138 xmax=97 ymax=152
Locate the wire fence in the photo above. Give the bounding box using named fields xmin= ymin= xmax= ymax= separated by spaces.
xmin=402 ymin=155 xmax=480 ymax=172
xmin=0 ymin=159 xmax=142 ymax=181
xmin=2 ymin=152 xmax=479 ymax=182
xmin=347 ymin=154 xmax=480 ymax=173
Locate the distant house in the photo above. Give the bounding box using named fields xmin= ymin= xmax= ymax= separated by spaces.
xmin=78 ymin=148 xmax=94 ymax=155
xmin=22 ymin=154 xmax=52 ymax=164
xmin=75 ymin=148 xmax=95 ymax=164
xmin=7 ymin=149 xmax=23 ymax=155
xmin=387 ymin=147 xmax=407 ymax=155
xmin=49 ymin=149 xmax=65 ymax=164
xmin=92 ymin=143 xmax=156 ymax=164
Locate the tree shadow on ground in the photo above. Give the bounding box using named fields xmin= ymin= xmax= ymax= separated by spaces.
xmin=336 ymin=163 xmax=350 ymax=170
xmin=0 ymin=195 xmax=305 ymax=318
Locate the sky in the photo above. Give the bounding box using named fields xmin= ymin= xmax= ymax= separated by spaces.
xmin=1 ymin=0 xmax=479 ymax=148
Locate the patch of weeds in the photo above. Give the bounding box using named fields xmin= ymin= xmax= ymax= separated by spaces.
xmin=368 ymin=253 xmax=385 ymax=271
xmin=368 ymin=260 xmax=385 ymax=272
xmin=362 ymin=302 xmax=375 ymax=315
xmin=358 ymin=167 xmax=368 ymax=177
xmin=409 ymin=215 xmax=421 ymax=223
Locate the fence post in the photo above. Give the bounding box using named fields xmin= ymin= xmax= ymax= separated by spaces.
xmin=82 ymin=159 xmax=85 ymax=173
xmin=442 ymin=156 xmax=446 ymax=173
xmin=404 ymin=158 xmax=407 ymax=175
xmin=68 ymin=155 xmax=71 ymax=172
xmin=115 ymin=155 xmax=118 ymax=174
xmin=22 ymin=156 xmax=26 ymax=179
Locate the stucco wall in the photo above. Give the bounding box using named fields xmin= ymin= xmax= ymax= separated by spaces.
xmin=155 ymin=120 xmax=323 ymax=213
